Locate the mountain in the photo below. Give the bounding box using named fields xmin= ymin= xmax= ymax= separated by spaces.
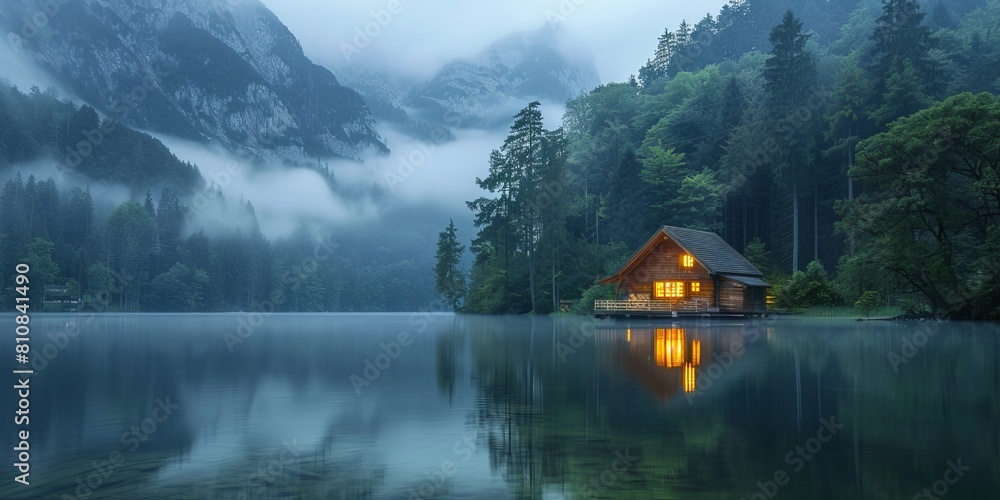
xmin=0 ymin=0 xmax=386 ymax=162
xmin=334 ymin=64 xmax=454 ymax=143
xmin=405 ymin=27 xmax=601 ymax=128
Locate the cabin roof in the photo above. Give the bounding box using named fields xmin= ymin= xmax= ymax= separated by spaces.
xmin=598 ymin=226 xmax=766 ymax=284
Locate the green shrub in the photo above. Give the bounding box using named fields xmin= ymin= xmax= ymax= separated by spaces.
xmin=854 ymin=290 xmax=881 ymax=318
xmin=775 ymin=260 xmax=841 ymax=309
xmin=571 ymin=284 xmax=616 ymax=315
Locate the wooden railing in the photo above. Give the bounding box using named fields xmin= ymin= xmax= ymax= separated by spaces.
xmin=594 ymin=298 xmax=711 ymax=313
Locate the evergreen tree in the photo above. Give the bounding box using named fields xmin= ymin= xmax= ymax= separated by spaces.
xmin=825 ymin=55 xmax=871 ymax=255
xmin=434 ymin=219 xmax=466 ymax=309
xmin=504 ymin=101 xmax=545 ymax=311
xmin=106 ymin=200 xmax=155 ymax=311
xmin=765 ymin=10 xmax=818 ymax=273
xmin=21 ymin=237 xmax=59 ymax=302
xmin=929 ymin=2 xmax=957 ymax=31
xmin=869 ymin=59 xmax=933 ymax=126
xmin=869 ymin=0 xmax=939 ymax=108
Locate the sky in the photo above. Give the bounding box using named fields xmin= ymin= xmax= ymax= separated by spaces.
xmin=262 ymin=0 xmax=729 ymax=83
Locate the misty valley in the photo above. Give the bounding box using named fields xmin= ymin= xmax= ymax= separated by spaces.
xmin=1 ymin=0 xmax=999 ymax=498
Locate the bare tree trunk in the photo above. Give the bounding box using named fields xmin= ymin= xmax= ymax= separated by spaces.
xmin=848 ymin=139 xmax=856 ymax=256
xmin=528 ymin=230 xmax=536 ymax=312
xmin=551 ymin=244 xmax=557 ymax=312
xmin=814 ymin=176 xmax=819 ymax=263
xmin=792 ymin=183 xmax=800 ymax=273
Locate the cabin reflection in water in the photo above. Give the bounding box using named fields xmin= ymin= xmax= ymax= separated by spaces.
xmin=600 ymin=325 xmax=751 ymax=402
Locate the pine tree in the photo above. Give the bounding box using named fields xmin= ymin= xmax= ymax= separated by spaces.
xmin=669 ymin=20 xmax=694 ymax=76
xmin=765 ymin=10 xmax=817 ymax=273
xmin=869 ymin=0 xmax=938 ymax=105
xmin=929 ymin=1 xmax=957 ymax=31
xmin=654 ymin=29 xmax=675 ymax=74
xmin=538 ymin=127 xmax=570 ymax=312
xmin=502 ymin=101 xmax=545 ymax=311
xmin=434 ymin=219 xmax=466 ymax=310
xmin=868 ymin=59 xmax=933 ymax=127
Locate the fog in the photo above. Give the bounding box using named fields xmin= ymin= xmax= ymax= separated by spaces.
xmin=156 ymin=97 xmax=565 ymax=241
xmin=155 ymin=136 xmax=381 ymax=240
xmin=0 ymin=158 xmax=133 ymax=217
xmin=263 ymin=0 xmax=729 ymax=83
xmin=2 ymin=0 xmax=723 ymax=244
xmin=369 ymin=101 xmax=565 ymax=208
xmin=0 ymin=35 xmax=73 ymax=94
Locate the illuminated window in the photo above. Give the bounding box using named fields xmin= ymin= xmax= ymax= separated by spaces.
xmin=654 ymin=281 xmax=685 ymax=298
xmin=691 ymin=282 xmax=701 ymax=293
xmin=681 ymin=254 xmax=695 ymax=268
xmin=655 ymin=328 xmax=685 ymax=368
xmin=655 ymin=329 xmax=665 ymax=366
xmin=684 ymin=363 xmax=696 ymax=393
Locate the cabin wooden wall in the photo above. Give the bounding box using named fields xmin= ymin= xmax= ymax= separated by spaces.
xmin=745 ymin=287 xmax=767 ymax=312
xmin=622 ymin=237 xmax=715 ymax=305
xmin=718 ymin=282 xmax=745 ymax=312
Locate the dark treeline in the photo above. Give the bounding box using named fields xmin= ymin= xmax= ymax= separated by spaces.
xmin=446 ymin=0 xmax=1000 ymax=318
xmin=0 ymin=86 xmax=439 ymax=313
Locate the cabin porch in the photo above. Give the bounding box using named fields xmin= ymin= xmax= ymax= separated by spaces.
xmin=594 ymin=298 xmax=714 ymax=314
xmin=593 ymin=296 xmax=766 ymax=319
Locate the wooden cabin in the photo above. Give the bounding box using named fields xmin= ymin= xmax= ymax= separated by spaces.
xmin=594 ymin=226 xmax=769 ymax=318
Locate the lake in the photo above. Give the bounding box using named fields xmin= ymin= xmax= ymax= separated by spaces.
xmin=1 ymin=314 xmax=997 ymax=499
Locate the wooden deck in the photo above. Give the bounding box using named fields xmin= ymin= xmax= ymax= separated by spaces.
xmin=593 ymin=299 xmax=765 ymax=319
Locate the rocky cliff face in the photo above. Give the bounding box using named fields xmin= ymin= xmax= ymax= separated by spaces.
xmin=1 ymin=0 xmax=386 ymax=162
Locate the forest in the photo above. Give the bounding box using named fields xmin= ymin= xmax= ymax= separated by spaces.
xmin=440 ymin=0 xmax=1000 ymax=319
xmin=0 ymin=85 xmax=442 ymax=313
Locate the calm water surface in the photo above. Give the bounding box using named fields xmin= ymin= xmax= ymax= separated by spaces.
xmin=1 ymin=314 xmax=998 ymax=499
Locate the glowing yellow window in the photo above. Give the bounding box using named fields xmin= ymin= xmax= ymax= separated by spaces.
xmin=655 ymin=328 xmax=685 ymax=368
xmin=691 ymin=282 xmax=701 ymax=293
xmin=681 ymin=254 xmax=695 ymax=268
xmin=684 ymin=363 xmax=696 ymax=393
xmin=653 ymin=281 xmax=685 ymax=298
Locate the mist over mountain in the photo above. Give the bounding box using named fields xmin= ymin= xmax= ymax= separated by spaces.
xmin=0 ymin=0 xmax=386 ymax=163
xmin=333 ymin=64 xmax=454 ymax=143
xmin=404 ymin=27 xmax=601 ymax=128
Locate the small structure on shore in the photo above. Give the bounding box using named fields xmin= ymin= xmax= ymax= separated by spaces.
xmin=43 ymin=284 xmax=80 ymax=312
xmin=594 ymin=226 xmax=769 ymax=318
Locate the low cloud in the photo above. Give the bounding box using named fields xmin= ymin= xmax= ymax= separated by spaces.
xmin=262 ymin=0 xmax=728 ymax=83
xmin=0 ymin=34 xmax=71 ymax=93
xmin=155 ymin=136 xmax=381 ymax=240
